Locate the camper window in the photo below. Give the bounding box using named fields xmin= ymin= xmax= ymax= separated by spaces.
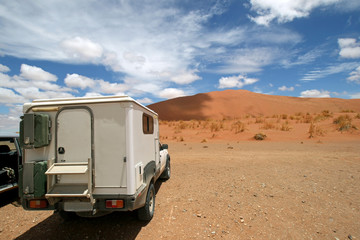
xmin=142 ymin=113 xmax=154 ymax=134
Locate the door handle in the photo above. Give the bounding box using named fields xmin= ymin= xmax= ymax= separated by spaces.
xmin=58 ymin=147 xmax=65 ymax=154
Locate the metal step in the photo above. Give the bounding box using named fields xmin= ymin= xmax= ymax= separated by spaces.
xmin=46 ymin=183 xmax=89 ymax=198
xmin=45 ymin=162 xmax=88 ymax=175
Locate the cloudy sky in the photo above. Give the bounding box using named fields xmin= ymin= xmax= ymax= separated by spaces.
xmin=0 ymin=0 xmax=360 ymax=134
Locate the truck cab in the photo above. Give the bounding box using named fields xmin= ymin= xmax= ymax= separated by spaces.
xmin=0 ymin=136 xmax=22 ymax=194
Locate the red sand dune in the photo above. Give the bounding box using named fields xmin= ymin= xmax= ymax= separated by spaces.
xmin=148 ymin=90 xmax=360 ymax=121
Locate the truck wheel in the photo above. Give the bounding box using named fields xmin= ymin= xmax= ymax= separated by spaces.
xmin=160 ymin=158 xmax=171 ymax=180
xmin=137 ymin=183 xmax=155 ymax=221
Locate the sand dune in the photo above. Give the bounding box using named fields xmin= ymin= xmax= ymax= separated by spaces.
xmin=148 ymin=90 xmax=360 ymax=121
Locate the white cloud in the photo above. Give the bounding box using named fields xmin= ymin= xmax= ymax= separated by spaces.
xmin=0 ymin=87 xmax=27 ymax=103
xmin=278 ymin=86 xmax=294 ymax=91
xmin=64 ymin=73 xmax=96 ymax=89
xmin=282 ymin=48 xmax=323 ymax=68
xmin=349 ymin=92 xmax=360 ymax=99
xmin=61 ymin=37 xmax=103 ymax=62
xmin=216 ymin=48 xmax=277 ymax=74
xmin=0 ymin=1 xmax=303 ymax=89
xmin=170 ymin=70 xmax=201 ymax=85
xmin=218 ymin=75 xmax=258 ymax=89
xmin=102 ymin=52 xmax=122 ymax=72
xmin=1 ymin=68 xmax=71 ymax=92
xmin=97 ymin=79 xmax=128 ymax=94
xmin=0 ymin=104 xmax=23 ymax=135
xmin=301 ymin=62 xmax=360 ymax=81
xmin=20 ymin=64 xmax=57 ymax=82
xmin=136 ymin=97 xmax=153 ymax=104
xmin=64 ymin=73 xmax=128 ymax=94
xmin=158 ymin=88 xmax=185 ymax=99
xmin=14 ymin=87 xmax=74 ymax=100
xmin=248 ymin=0 xmax=341 ymax=26
xmin=0 ymin=64 xmax=10 ymax=72
xmin=0 ymin=1 xmax=216 ymax=85
xmin=300 ymin=89 xmax=330 ymax=98
xmin=338 ymin=38 xmax=360 ymax=59
xmin=0 ymin=65 xmax=73 ymax=104
xmin=347 ymin=66 xmax=360 ymax=84
xmin=83 ymin=92 xmax=103 ymax=98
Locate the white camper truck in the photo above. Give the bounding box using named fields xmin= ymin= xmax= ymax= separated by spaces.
xmin=19 ymin=95 xmax=170 ymax=221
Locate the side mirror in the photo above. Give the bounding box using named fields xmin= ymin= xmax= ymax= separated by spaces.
xmin=161 ymin=144 xmax=168 ymax=150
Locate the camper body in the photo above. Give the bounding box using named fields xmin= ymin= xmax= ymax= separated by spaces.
xmin=19 ymin=95 xmax=170 ymax=220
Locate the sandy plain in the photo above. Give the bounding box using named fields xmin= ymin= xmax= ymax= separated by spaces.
xmin=1 ymin=139 xmax=359 ymax=239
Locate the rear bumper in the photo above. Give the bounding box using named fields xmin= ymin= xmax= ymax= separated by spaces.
xmin=92 ymin=183 xmax=148 ymax=212
xmin=22 ymin=183 xmax=148 ymax=212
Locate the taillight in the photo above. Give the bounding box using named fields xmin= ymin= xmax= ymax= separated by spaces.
xmin=29 ymin=199 xmax=48 ymax=208
xmin=106 ymin=200 xmax=124 ymax=209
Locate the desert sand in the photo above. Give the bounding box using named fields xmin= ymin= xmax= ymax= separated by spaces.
xmin=148 ymin=90 xmax=360 ymax=121
xmin=0 ymin=90 xmax=359 ymax=239
xmin=1 ymin=141 xmax=359 ymax=239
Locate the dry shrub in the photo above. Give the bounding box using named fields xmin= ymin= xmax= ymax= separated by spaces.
xmin=314 ymin=110 xmax=332 ymax=122
xmin=355 ymin=113 xmax=360 ymax=119
xmin=333 ymin=115 xmax=356 ymax=132
xmin=308 ymin=122 xmax=316 ymax=138
xmin=231 ymin=121 xmax=246 ymax=133
xmin=321 ymin=110 xmax=332 ymax=118
xmin=280 ymin=122 xmax=291 ymax=131
xmin=174 ymin=129 xmax=182 ymax=134
xmin=262 ymin=121 xmax=276 ymax=130
xmin=255 ymin=117 xmax=264 ymax=124
xmin=210 ymin=122 xmax=220 ymax=132
xmin=201 ymin=138 xmax=207 ymax=143
xmin=281 ymin=114 xmax=288 ymax=120
xmin=160 ymin=120 xmax=168 ymax=126
xmin=302 ymin=113 xmax=313 ymax=123
xmin=341 ymin=109 xmax=355 ymax=113
xmin=190 ymin=120 xmax=201 ymax=129
xmin=178 ymin=121 xmax=188 ymax=130
xmin=201 ymin=120 xmax=210 ymax=129
xmin=308 ymin=122 xmax=326 ymax=138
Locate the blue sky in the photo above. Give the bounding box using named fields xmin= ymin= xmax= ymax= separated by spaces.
xmin=0 ymin=0 xmax=360 ymax=134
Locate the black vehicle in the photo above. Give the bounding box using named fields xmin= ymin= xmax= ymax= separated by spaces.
xmin=0 ymin=136 xmax=22 ymax=194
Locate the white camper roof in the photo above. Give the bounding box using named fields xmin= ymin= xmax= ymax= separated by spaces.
xmin=23 ymin=95 xmax=157 ymax=115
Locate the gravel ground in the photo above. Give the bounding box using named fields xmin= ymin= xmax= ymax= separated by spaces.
xmin=1 ymin=141 xmax=359 ymax=239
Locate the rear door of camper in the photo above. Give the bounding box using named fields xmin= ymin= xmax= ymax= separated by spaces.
xmin=56 ymin=107 xmax=92 ymax=184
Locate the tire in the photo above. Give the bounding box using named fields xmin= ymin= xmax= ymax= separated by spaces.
xmin=137 ymin=183 xmax=155 ymax=221
xmin=160 ymin=158 xmax=171 ymax=180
